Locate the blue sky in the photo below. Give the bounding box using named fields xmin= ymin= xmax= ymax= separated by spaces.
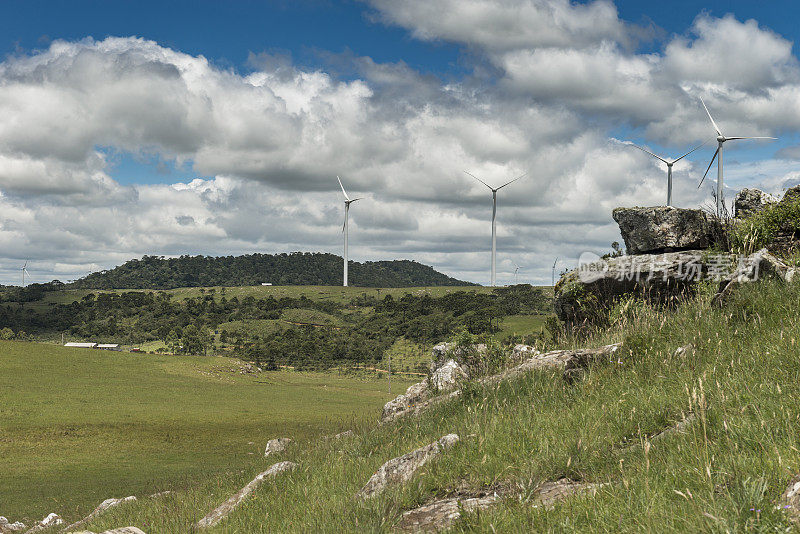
xmin=1 ymin=1 xmax=799 ymax=285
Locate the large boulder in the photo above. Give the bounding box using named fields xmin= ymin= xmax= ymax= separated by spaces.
xmin=381 ymin=380 xmax=431 ymax=422
xmin=734 ymin=188 xmax=778 ymax=218
xmin=554 ymin=251 xmax=712 ymax=325
xmin=713 ymin=248 xmax=796 ymax=305
xmin=0 ymin=517 xmax=25 ymax=533
xmin=357 ymin=434 xmax=459 ymax=499
xmin=428 ymin=359 xmax=468 ymax=392
xmin=612 ymin=206 xmax=718 ymax=255
xmin=430 ymin=342 xmax=486 ymax=374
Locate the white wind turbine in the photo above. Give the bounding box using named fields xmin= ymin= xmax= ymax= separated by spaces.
xmin=20 ymin=260 xmax=30 ymax=287
xmin=512 ymin=261 xmax=520 ymax=285
xmin=465 ymin=171 xmax=526 ymax=287
xmin=698 ymin=97 xmax=777 ymax=215
xmin=625 ymin=140 xmax=707 ymax=206
xmin=337 ymin=176 xmax=362 ymax=287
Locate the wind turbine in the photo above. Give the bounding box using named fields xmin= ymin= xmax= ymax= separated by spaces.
xmin=512 ymin=261 xmax=520 ymax=285
xmin=465 ymin=171 xmax=526 ymax=287
xmin=337 ymin=176 xmax=362 ymax=287
xmin=625 ymin=141 xmax=707 ymax=206
xmin=697 ymin=98 xmax=777 ymax=216
xmin=21 ymin=261 xmax=30 ymax=287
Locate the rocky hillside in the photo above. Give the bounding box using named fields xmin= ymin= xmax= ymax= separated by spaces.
xmin=67 ymin=253 xmax=475 ymax=289
xmin=20 ymin=265 xmax=800 ymax=532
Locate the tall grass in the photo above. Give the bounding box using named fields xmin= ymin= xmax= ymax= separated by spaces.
xmin=70 ymin=279 xmax=800 ymax=532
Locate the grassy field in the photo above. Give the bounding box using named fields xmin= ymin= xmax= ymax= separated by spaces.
xmin=0 ymin=342 xmax=414 ymax=524
xmin=72 ymin=279 xmax=800 ymax=532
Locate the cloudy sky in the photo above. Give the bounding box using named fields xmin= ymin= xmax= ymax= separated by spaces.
xmin=1 ymin=0 xmax=799 ymax=286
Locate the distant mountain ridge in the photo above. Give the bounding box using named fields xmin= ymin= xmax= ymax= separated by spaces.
xmin=67 ymin=253 xmax=476 ymax=289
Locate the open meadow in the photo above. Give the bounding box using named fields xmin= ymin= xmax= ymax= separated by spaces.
xmin=0 ymin=341 xmax=414 ymax=524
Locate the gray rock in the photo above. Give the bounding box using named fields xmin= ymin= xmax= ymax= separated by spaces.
xmin=428 ymin=360 xmax=468 ymax=392
xmin=0 ymin=517 xmax=26 ymax=533
xmin=713 ymin=248 xmax=796 ymax=305
xmin=60 ymin=497 xmax=136 ymax=533
xmin=357 ymin=434 xmax=459 ymax=499
xmin=332 ymin=430 xmax=353 ymax=440
xmin=396 ymin=495 xmax=499 ymax=532
xmin=23 ymin=513 xmax=63 ymax=534
xmin=612 ymin=206 xmax=718 ymax=255
xmin=672 ymin=344 xmax=695 ymax=358
xmin=264 ymin=437 xmax=293 ymax=458
xmin=381 ymin=379 xmax=431 ymax=423
xmin=734 ymin=188 xmax=778 ymax=218
xmin=554 ymin=251 xmax=710 ymax=325
xmin=382 ymin=344 xmax=621 ymax=424
xmin=195 ymin=461 xmax=296 ymax=529
xmin=396 ymin=479 xmax=604 ymax=532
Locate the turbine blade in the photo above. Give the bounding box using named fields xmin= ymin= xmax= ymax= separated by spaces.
xmin=700 ymin=97 xmax=722 ymax=136
xmin=497 ymin=172 xmax=527 ymax=190
xmin=698 ymin=147 xmax=719 ymax=188
xmin=349 ymin=197 xmax=363 ymax=202
xmin=672 ymin=140 xmax=709 ymax=163
xmin=627 ymin=142 xmax=668 ymax=163
xmin=726 ymin=136 xmax=777 ymax=140
xmin=336 ymin=175 xmax=350 ymax=201
xmin=464 ymin=171 xmax=493 ymax=190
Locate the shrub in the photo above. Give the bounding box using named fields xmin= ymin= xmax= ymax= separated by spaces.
xmin=730 ymin=195 xmax=800 ymax=254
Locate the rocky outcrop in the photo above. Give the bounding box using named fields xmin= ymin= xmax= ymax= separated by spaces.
xmin=396 ymin=494 xmax=499 ymax=532
xmin=381 ymin=353 xmax=469 ymax=423
xmin=0 ymin=517 xmax=26 ymax=533
xmin=60 ymin=497 xmax=136 ymax=533
xmin=382 ymin=344 xmax=621 ymax=424
xmin=264 ymin=437 xmax=293 ymax=457
xmin=195 ymin=461 xmax=297 ymax=529
xmin=612 ymin=207 xmax=718 ymax=255
xmin=554 ymin=251 xmax=709 ymax=325
xmin=396 ymin=479 xmax=604 ymax=532
xmin=734 ymin=188 xmax=778 ymax=218
xmin=428 ymin=360 xmax=468 ymax=392
xmin=381 ymin=380 xmax=432 ymax=422
xmin=713 ymin=248 xmax=796 ymax=305
xmin=357 ymin=434 xmax=459 ymax=499
xmin=23 ymin=514 xmax=63 ymax=534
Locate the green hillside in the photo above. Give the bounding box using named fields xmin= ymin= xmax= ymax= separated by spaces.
xmin=66 ymin=277 xmax=800 ymax=532
xmin=66 ymin=253 xmax=475 ymax=289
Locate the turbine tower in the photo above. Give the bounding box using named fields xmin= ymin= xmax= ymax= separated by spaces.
xmin=337 ymin=176 xmax=362 ymax=287
xmin=465 ymin=171 xmax=526 ymax=287
xmin=698 ymin=98 xmax=776 ymax=216
xmin=21 ymin=261 xmax=29 ymax=287
xmin=512 ymin=261 xmax=520 ymax=285
xmin=625 ymin=141 xmax=707 ymax=206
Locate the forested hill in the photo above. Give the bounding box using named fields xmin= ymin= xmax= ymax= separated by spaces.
xmin=67 ymin=253 xmax=476 ymax=289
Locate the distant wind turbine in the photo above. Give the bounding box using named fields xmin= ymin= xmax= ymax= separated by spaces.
xmin=21 ymin=261 xmax=30 ymax=287
xmin=465 ymin=171 xmax=526 ymax=287
xmin=337 ymin=176 xmax=362 ymax=287
xmin=512 ymin=261 xmax=520 ymax=285
xmin=697 ymin=98 xmax=777 ymax=216
xmin=625 ymin=140 xmax=707 ymax=206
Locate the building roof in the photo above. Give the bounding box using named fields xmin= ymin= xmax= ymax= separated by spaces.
xmin=64 ymin=342 xmax=97 ymax=348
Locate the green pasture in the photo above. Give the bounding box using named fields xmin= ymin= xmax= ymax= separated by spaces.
xmin=0 ymin=341 xmax=413 ymax=523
